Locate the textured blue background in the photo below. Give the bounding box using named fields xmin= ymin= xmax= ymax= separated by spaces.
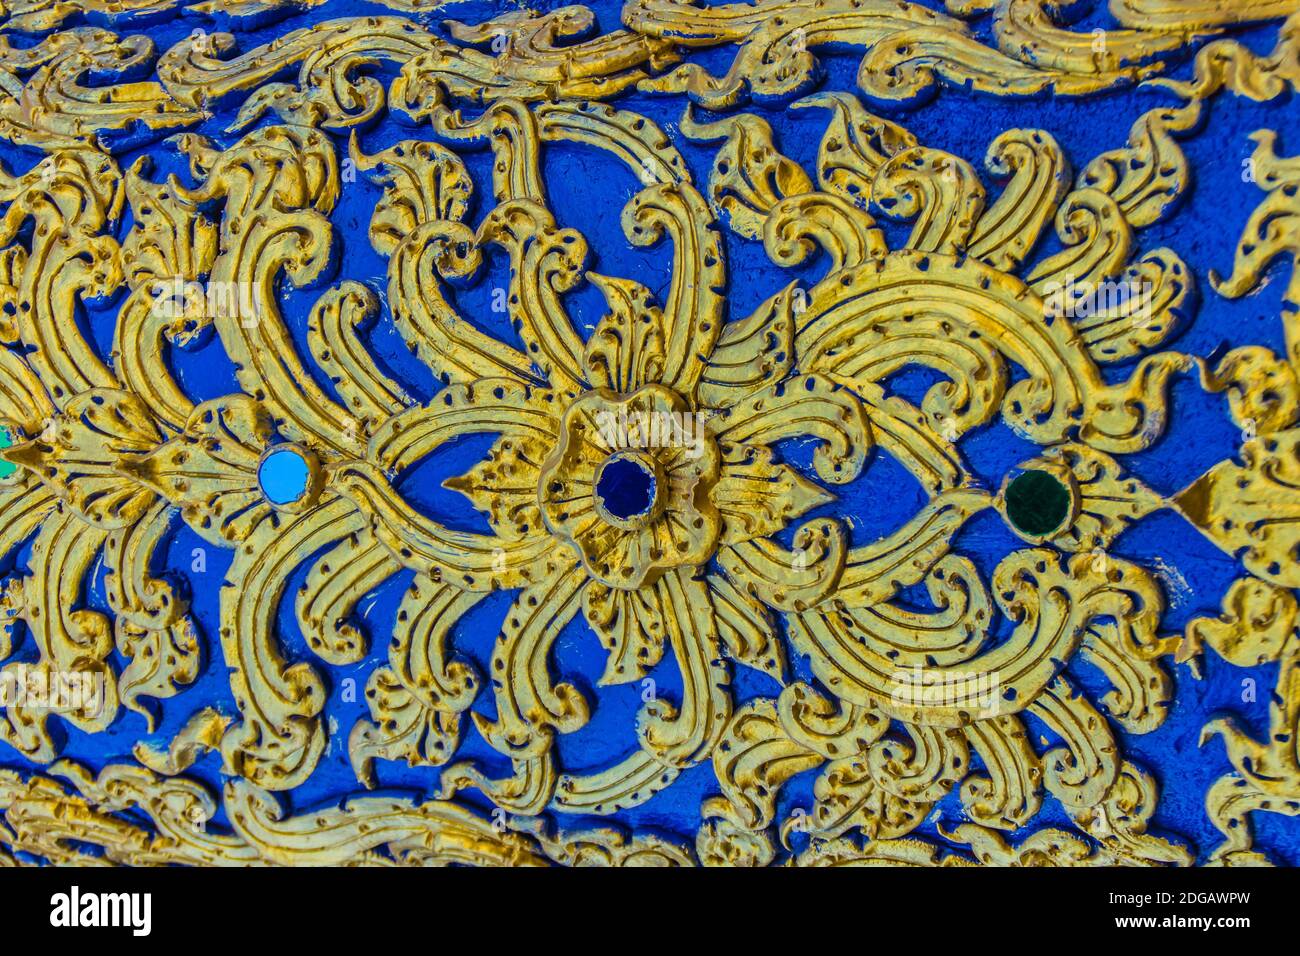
xmin=2 ymin=0 xmax=1298 ymax=864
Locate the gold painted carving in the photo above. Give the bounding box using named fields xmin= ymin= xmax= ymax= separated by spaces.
xmin=0 ymin=0 xmax=1296 ymax=866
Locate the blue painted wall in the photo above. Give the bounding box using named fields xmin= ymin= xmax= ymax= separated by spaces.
xmin=2 ymin=0 xmax=1298 ymax=864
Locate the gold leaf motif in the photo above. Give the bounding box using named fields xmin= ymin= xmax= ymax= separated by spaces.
xmin=679 ymin=107 xmax=812 ymax=240
xmin=0 ymin=0 xmax=1296 ymax=868
xmin=1175 ymin=428 xmax=1300 ymax=588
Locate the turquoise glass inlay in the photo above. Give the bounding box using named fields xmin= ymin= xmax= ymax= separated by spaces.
xmin=258 ymin=447 xmax=310 ymax=506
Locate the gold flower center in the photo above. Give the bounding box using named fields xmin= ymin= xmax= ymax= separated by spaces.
xmin=537 ymin=385 xmax=721 ymax=589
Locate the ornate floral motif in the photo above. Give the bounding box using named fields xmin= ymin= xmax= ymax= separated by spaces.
xmin=0 ymin=0 xmax=1298 ymax=867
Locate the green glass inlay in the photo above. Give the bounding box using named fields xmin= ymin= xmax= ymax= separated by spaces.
xmin=0 ymin=426 xmax=14 ymax=480
xmin=1004 ymin=469 xmax=1070 ymax=537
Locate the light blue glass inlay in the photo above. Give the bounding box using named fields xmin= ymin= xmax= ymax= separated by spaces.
xmin=257 ymin=446 xmax=310 ymax=505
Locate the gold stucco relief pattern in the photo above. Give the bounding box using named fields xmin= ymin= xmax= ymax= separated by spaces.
xmin=0 ymin=0 xmax=1296 ymax=866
